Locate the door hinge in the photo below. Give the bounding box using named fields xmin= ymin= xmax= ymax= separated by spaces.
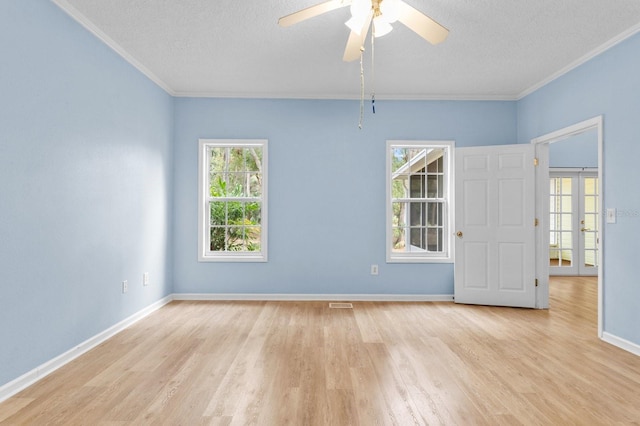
xmin=535 ymin=279 xmax=539 ymax=287
xmin=533 ymin=157 xmax=539 ymax=166
xmin=534 ymin=218 xmax=539 ymax=227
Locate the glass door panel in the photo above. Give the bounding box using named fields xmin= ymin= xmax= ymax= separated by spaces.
xmin=549 ymin=171 xmax=598 ymax=276
xmin=549 ymin=176 xmax=575 ymax=273
xmin=580 ymin=176 xmax=599 ymax=275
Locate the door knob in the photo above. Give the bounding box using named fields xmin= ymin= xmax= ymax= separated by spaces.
xmin=581 ymin=228 xmax=591 ymax=232
xmin=456 ymin=231 xmax=463 ymax=238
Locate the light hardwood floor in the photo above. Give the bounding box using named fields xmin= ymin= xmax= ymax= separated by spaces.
xmin=1 ymin=277 xmax=639 ymax=425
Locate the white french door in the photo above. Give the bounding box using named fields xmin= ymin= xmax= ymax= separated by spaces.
xmin=454 ymin=144 xmax=537 ymax=308
xmin=549 ymin=170 xmax=599 ymax=276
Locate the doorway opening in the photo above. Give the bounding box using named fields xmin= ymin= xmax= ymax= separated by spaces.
xmin=531 ymin=116 xmax=603 ymax=337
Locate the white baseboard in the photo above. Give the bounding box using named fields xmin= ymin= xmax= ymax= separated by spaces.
xmin=0 ymin=295 xmax=173 ymax=404
xmin=172 ymin=293 xmax=454 ymax=302
xmin=602 ymin=332 xmax=640 ymax=357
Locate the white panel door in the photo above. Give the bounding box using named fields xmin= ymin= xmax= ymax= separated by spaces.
xmin=454 ymin=144 xmax=536 ymax=308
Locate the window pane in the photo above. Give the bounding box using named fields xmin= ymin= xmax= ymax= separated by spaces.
xmin=409 ymin=202 xmax=425 ymax=226
xmin=584 ymin=177 xmax=598 ymax=195
xmin=427 ymin=203 xmax=443 ymax=226
xmin=210 ymin=227 xmax=226 ymax=251
xmin=584 ymin=196 xmax=597 ymax=214
xmin=246 ymin=147 xmax=263 ymax=172
xmin=225 ymin=227 xmax=243 ymax=251
xmin=392 ymin=202 xmax=407 ymax=227
xmin=427 ymin=175 xmax=440 ymax=198
xmin=391 ymin=148 xmax=408 ymax=173
xmin=210 ymin=202 xmax=227 ymax=226
xmin=410 ymin=227 xmax=425 ymax=249
xmin=426 ymin=154 xmax=440 ymax=173
xmin=222 ymin=172 xmax=244 ymax=197
xmin=209 ymin=147 xmax=228 ymax=172
xmin=392 ymin=227 xmax=406 ymax=251
xmin=427 ymin=228 xmax=443 ymax=252
xmin=245 ymin=202 xmax=261 ymax=224
xmin=549 ymin=178 xmax=557 ymax=195
xmin=561 ymin=213 xmax=572 ymax=231
xmin=392 ymin=175 xmax=410 ymax=198
xmin=249 ymin=173 xmax=262 ymax=197
xmin=209 ymin=173 xmax=224 ymax=197
xmin=246 ymin=226 xmax=261 ymax=251
xmin=410 ymin=175 xmax=424 ymax=198
xmin=227 ymin=148 xmax=246 ymax=172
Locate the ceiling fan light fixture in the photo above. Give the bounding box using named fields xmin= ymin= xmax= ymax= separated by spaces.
xmin=346 ymin=0 xmax=372 ymax=33
xmin=373 ymin=18 xmax=393 ymax=37
xmin=379 ymin=0 xmax=399 ymax=23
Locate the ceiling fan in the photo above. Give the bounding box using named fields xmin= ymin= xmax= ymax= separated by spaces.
xmin=278 ymin=0 xmax=449 ymax=61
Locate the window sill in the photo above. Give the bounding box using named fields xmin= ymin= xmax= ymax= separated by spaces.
xmin=386 ymin=255 xmax=453 ymax=264
xmin=198 ymin=253 xmax=268 ymax=263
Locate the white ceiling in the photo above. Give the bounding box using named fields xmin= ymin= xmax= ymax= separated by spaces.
xmin=53 ymin=0 xmax=640 ymax=100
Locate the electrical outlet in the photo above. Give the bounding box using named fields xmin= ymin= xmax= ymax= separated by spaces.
xmin=143 ymin=272 xmax=149 ymax=286
xmin=122 ymin=280 xmax=128 ymax=293
xmin=371 ymin=264 xmax=379 ymax=275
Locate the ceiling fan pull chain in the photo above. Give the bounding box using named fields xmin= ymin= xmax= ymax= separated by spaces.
xmin=371 ymin=26 xmax=376 ymax=114
xmin=359 ymin=45 xmax=365 ymax=129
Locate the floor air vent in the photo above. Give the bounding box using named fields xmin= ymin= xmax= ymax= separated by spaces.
xmin=329 ymin=302 xmax=353 ymax=309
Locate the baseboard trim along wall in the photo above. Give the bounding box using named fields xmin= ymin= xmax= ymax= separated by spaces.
xmin=602 ymin=332 xmax=640 ymax=357
xmin=0 ymin=295 xmax=173 ymax=404
xmin=171 ymin=293 xmax=455 ymax=302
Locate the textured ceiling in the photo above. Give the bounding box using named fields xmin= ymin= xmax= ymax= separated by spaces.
xmin=53 ymin=0 xmax=640 ymax=99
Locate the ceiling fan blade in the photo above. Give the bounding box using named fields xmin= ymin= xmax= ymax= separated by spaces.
xmin=343 ymin=12 xmax=372 ymax=62
xmin=396 ymin=0 xmax=449 ymax=45
xmin=278 ymin=0 xmax=350 ymax=27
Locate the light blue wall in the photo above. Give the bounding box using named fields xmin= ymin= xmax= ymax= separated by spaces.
xmin=173 ymin=98 xmax=517 ymax=294
xmin=518 ymin=32 xmax=640 ymax=345
xmin=0 ymin=1 xmax=174 ymax=386
xmin=549 ymin=130 xmax=598 ymax=168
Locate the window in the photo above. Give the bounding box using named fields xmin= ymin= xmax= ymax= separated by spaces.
xmin=198 ymin=139 xmax=267 ymax=262
xmin=386 ymin=140 xmax=453 ymax=263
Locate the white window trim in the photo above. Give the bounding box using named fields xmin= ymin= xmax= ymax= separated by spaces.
xmin=198 ymin=139 xmax=268 ymax=262
xmin=386 ymin=140 xmax=454 ymax=264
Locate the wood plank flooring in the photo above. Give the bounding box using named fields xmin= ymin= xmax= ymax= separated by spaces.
xmin=1 ymin=276 xmax=639 ymax=425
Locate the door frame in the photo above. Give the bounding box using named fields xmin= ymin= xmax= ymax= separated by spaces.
xmin=531 ymin=116 xmax=604 ymax=337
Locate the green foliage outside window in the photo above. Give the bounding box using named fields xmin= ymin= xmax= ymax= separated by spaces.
xmin=208 ymin=147 xmax=263 ymax=252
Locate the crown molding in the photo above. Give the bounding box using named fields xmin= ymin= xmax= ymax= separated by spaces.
xmin=52 ymin=0 xmax=176 ymax=96
xmin=171 ymin=91 xmax=517 ymax=101
xmin=518 ymin=21 xmax=640 ymax=100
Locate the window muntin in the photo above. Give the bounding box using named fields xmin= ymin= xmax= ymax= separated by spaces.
xmin=199 ymin=139 xmax=267 ymax=262
xmin=387 ymin=141 xmax=453 ymax=263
